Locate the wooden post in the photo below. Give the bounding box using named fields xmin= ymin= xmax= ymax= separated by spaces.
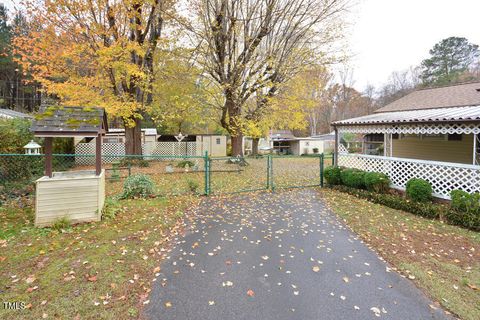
xmin=96 ymin=134 xmax=102 ymax=176
xmin=473 ymin=133 xmax=478 ymax=165
xmin=44 ymin=137 xmax=53 ymax=178
xmin=334 ymin=127 xmax=339 ymax=166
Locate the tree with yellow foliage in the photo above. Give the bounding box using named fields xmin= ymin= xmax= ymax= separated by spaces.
xmin=191 ymin=0 xmax=348 ymax=156
xmin=14 ymin=0 xmax=176 ymax=154
xmin=148 ymin=47 xmax=221 ymax=134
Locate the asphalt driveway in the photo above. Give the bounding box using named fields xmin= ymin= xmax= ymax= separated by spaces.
xmin=145 ymin=189 xmax=448 ymax=320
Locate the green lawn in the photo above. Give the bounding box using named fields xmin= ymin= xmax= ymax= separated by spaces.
xmin=321 ymin=188 xmax=480 ymax=320
xmin=0 ymin=155 xmax=331 ymax=319
xmin=0 ymin=195 xmax=198 ymax=319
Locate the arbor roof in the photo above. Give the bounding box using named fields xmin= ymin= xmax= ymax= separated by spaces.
xmin=31 ymin=106 xmax=108 ymax=137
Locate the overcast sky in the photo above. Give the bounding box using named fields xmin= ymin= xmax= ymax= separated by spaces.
xmin=2 ymin=0 xmax=480 ymax=92
xmin=348 ymin=0 xmax=480 ymax=91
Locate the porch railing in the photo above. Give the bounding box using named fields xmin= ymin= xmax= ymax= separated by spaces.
xmin=338 ymin=153 xmax=480 ymax=199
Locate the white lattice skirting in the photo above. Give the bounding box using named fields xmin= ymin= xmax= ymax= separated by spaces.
xmin=337 ymin=123 xmax=480 ymax=135
xmin=75 ymin=142 xmax=200 ymax=165
xmin=338 ymin=153 xmax=480 ymax=199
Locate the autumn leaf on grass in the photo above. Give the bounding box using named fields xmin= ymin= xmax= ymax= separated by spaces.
xmin=87 ymin=275 xmax=97 ymax=282
xmin=26 ymin=286 xmax=38 ymax=293
xmin=246 ymin=289 xmax=255 ymax=297
xmin=26 ymin=275 xmax=36 ymax=284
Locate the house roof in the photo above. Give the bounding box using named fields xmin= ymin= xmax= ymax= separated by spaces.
xmin=270 ymin=130 xmax=296 ymax=140
xmin=375 ymin=81 xmax=480 ymax=113
xmin=332 ymin=105 xmax=480 ymax=126
xmin=108 ymin=128 xmax=158 ymax=136
xmin=310 ymin=131 xmax=336 ymax=140
xmin=0 ymin=108 xmax=33 ymax=119
xmin=31 ymin=106 xmax=108 ymax=137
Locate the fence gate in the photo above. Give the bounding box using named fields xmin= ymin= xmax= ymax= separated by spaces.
xmin=206 ymin=154 xmax=326 ymax=195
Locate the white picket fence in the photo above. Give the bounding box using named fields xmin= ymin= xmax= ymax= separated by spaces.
xmin=75 ymin=142 xmax=199 ymax=165
xmin=338 ymin=153 xmax=480 ymax=199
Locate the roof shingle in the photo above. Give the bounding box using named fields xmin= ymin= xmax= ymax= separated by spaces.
xmin=333 ymin=105 xmax=480 ymax=126
xmin=375 ymin=82 xmax=480 ymax=113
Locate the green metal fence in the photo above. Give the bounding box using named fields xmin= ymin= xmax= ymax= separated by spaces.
xmin=0 ymin=152 xmax=331 ymax=199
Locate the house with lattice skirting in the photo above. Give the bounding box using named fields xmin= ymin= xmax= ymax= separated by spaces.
xmin=331 ymin=81 xmax=480 ymax=199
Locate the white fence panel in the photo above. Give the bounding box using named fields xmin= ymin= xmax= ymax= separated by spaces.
xmin=147 ymin=142 xmax=198 ymax=158
xmin=338 ymin=154 xmax=480 ymax=199
xmin=75 ymin=142 xmax=200 ymax=164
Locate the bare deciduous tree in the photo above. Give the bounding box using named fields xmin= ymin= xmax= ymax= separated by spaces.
xmin=191 ymin=0 xmax=348 ymax=155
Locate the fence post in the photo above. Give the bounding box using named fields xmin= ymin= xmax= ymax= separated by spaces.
xmin=320 ymin=153 xmax=324 ymax=187
xmin=270 ymin=155 xmax=275 ymax=191
xmin=204 ymin=150 xmax=210 ymax=195
xmin=266 ymin=154 xmax=271 ymax=190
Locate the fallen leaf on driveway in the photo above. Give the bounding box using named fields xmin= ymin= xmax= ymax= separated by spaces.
xmin=312 ymin=266 xmax=320 ymax=272
xmin=246 ymin=289 xmax=255 ymax=297
xmin=222 ymin=281 xmax=233 ymax=287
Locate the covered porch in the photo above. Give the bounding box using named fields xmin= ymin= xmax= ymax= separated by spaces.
xmin=332 ymin=106 xmax=480 ymax=199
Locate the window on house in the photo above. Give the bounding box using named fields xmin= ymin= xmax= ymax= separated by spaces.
xmin=400 ymin=133 xmax=420 ymax=140
xmin=447 ymin=134 xmax=462 ymax=141
xmin=216 ymin=138 xmax=221 ymax=145
xmin=392 ymin=133 xmax=399 ymax=139
xmin=421 ymin=134 xmax=446 ymax=141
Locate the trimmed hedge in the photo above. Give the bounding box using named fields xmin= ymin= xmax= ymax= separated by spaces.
xmin=406 ymin=178 xmax=432 ymax=202
xmin=324 ymin=167 xmax=478 ymax=230
xmin=329 ymin=185 xmax=480 ymax=231
xmin=332 ymin=185 xmax=443 ymax=219
xmin=448 ymin=190 xmax=480 ymax=230
xmin=364 ymin=172 xmax=390 ymax=193
xmin=340 ymin=168 xmax=366 ymax=189
xmin=324 ymin=166 xmax=343 ymax=185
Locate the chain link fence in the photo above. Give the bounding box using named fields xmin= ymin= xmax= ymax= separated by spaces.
xmin=1 ymin=153 xmax=332 ymax=200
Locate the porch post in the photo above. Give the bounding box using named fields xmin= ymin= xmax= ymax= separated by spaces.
xmin=44 ymin=137 xmax=53 ymax=178
xmin=390 ymin=133 xmax=393 ymax=157
xmin=383 ymin=134 xmax=386 ymax=156
xmin=96 ymin=134 xmax=102 ymax=176
xmin=474 ymin=133 xmax=478 ymax=165
xmin=334 ymin=127 xmax=339 ymax=166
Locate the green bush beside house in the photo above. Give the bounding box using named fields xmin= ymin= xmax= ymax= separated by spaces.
xmin=324 ymin=166 xmax=479 ymax=231
xmin=406 ymin=178 xmax=433 ymax=202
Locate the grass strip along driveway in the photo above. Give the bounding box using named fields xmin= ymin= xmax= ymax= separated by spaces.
xmin=0 ymin=195 xmax=198 ymax=319
xmin=321 ymin=188 xmax=480 ymax=320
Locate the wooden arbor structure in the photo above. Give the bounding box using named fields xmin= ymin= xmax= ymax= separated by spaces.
xmin=31 ymin=106 xmax=108 ymax=176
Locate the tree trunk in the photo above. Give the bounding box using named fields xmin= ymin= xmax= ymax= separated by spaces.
xmin=124 ymin=117 xmax=143 ymax=155
xmin=252 ymin=138 xmax=259 ymax=156
xmin=231 ymin=135 xmax=244 ymax=157
xmin=222 ymin=91 xmax=244 ymax=157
